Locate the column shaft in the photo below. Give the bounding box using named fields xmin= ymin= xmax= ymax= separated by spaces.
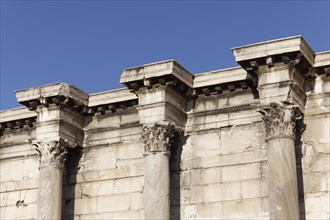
xmin=144 ymin=153 xmax=170 ymax=219
xmin=37 ymin=166 xmax=63 ymax=219
xmin=268 ymin=138 xmax=299 ymax=219
xmin=258 ymin=102 xmax=300 ymax=219
xmin=34 ymin=139 xmax=68 ymax=220
xmin=141 ymin=124 xmax=176 ymax=220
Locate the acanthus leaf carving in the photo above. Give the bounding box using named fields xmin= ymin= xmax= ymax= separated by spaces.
xmin=33 ymin=139 xmax=70 ymax=168
xmin=141 ymin=123 xmax=178 ymax=154
xmin=257 ymin=102 xmax=300 ymax=140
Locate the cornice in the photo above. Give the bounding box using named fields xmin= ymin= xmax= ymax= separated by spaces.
xmin=193 ymin=66 xmax=258 ymax=97
xmin=120 ymin=60 xmax=194 ymax=98
xmin=313 ymin=51 xmax=330 ymax=77
xmin=0 ymin=107 xmax=36 ymax=133
xmin=232 ymin=36 xmax=315 ymax=79
xmin=232 ymin=36 xmax=315 ymax=66
xmin=15 ymin=82 xmax=89 ymax=114
xmin=88 ymin=88 xmax=138 ymax=115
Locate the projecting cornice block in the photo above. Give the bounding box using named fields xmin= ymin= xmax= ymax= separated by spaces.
xmin=314 ymin=51 xmax=330 ymax=68
xmin=232 ymin=36 xmax=317 ymax=111
xmin=120 ymin=60 xmax=194 ymax=95
xmin=193 ymin=67 xmax=258 ymax=97
xmin=314 ymin=51 xmax=330 ymax=77
xmin=231 ymin=35 xmax=315 ymax=67
xmin=15 ymin=82 xmax=89 ymax=112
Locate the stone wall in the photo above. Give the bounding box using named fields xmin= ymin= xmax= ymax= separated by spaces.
xmin=0 ymin=36 xmax=329 ymax=219
xmin=0 ymin=113 xmax=38 ymax=219
xmin=302 ymin=68 xmax=330 ymax=219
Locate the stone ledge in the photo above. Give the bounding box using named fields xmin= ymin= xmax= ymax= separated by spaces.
xmin=193 ymin=67 xmax=258 ymax=97
xmin=120 ymin=60 xmax=194 ymax=97
xmin=0 ymin=107 xmax=36 ymax=122
xmin=89 ymin=88 xmax=137 ymax=107
xmin=314 ymin=51 xmax=330 ymax=77
xmin=194 ymin=67 xmax=248 ymax=87
xmin=232 ymin=36 xmax=315 ymax=66
xmin=88 ymin=88 xmax=138 ymax=115
xmin=0 ymin=107 xmax=36 ymax=133
xmin=121 ymin=60 xmax=194 ymax=87
xmin=314 ymin=51 xmax=330 ymax=68
xmin=16 ymin=82 xmax=89 ymax=109
xmin=232 ymin=36 xmax=315 ymax=83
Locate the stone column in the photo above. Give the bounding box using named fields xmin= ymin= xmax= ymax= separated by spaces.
xmin=141 ymin=124 xmax=176 ymax=220
xmin=258 ymin=102 xmax=300 ymax=219
xmin=15 ymin=83 xmax=89 ymax=219
xmin=120 ymin=60 xmax=193 ymax=218
xmin=33 ymin=139 xmax=70 ymax=220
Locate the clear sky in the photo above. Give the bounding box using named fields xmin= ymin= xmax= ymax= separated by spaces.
xmin=1 ymin=0 xmax=329 ymax=110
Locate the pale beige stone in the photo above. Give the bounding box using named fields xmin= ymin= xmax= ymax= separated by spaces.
xmin=0 ymin=36 xmax=329 ymax=219
xmin=144 ymin=153 xmax=170 ymax=219
xmin=304 ymin=192 xmax=330 ymax=213
xmin=130 ymin=192 xmax=144 ymax=210
xmin=113 ymin=176 xmax=144 ymax=194
xmin=96 ymin=194 xmax=131 ymax=212
xmin=222 ymin=163 xmax=261 ymax=182
xmin=80 ymin=180 xmax=114 ymax=197
xmin=268 ymin=138 xmax=299 ymax=219
xmin=75 ymin=197 xmax=97 ymax=215
xmin=241 ymin=179 xmax=268 ymax=199
xmin=222 ymin=198 xmax=265 ymax=219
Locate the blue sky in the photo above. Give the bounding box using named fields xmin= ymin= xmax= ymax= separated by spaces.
xmin=1 ymin=0 xmax=329 ymax=110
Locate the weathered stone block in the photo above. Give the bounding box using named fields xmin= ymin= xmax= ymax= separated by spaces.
xmin=241 ymin=179 xmax=268 ymax=199
xmin=77 ymin=209 xmax=143 ymax=219
xmin=113 ymin=176 xmax=144 ymax=194
xmin=189 ymin=132 xmax=221 ymax=158
xmin=82 ymin=146 xmax=117 ymax=172
xmin=130 ymin=192 xmax=143 ymax=210
xmin=116 ymin=143 xmax=144 ymax=160
xmin=81 ymin=180 xmax=114 ymax=197
xmin=220 ymin=125 xmax=260 ymax=155
xmin=181 ymin=202 xmax=222 ymax=219
xmin=75 ymin=197 xmax=97 ymax=215
xmin=181 ymin=185 xmax=204 ymax=204
xmin=222 ymin=163 xmax=261 ymax=182
xmin=204 ymin=182 xmax=241 ymax=202
xmin=305 ymin=192 xmax=330 ymax=213
xmin=303 ymin=172 xmax=329 ymax=193
xmin=222 ymin=198 xmax=265 ymax=218
xmin=0 ymin=191 xmax=20 ymax=207
xmin=306 ymin=211 xmax=329 ymax=219
xmin=96 ymin=194 xmax=131 ymax=212
xmin=182 ymin=167 xmax=221 ymax=187
xmin=303 ymin=154 xmax=330 ymax=173
xmin=0 ymin=160 xmax=24 ymax=181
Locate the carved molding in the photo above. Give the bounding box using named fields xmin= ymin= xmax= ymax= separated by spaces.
xmin=141 ymin=124 xmax=178 ymax=154
xmin=33 ymin=139 xmax=74 ymax=168
xmin=257 ymin=102 xmax=300 ymax=140
xmin=21 ymin=96 xmax=89 ymax=115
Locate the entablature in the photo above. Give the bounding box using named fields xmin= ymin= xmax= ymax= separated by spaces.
xmin=88 ymin=88 xmax=138 ymax=115
xmin=231 ymin=36 xmax=315 ymax=77
xmin=15 ymin=82 xmax=89 ymax=114
xmin=193 ymin=66 xmax=258 ymax=97
xmin=120 ymin=60 xmax=194 ymax=97
xmin=314 ymin=51 xmax=330 ymax=77
xmin=0 ymin=107 xmax=36 ymax=133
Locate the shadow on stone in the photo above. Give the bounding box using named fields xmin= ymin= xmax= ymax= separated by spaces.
xmin=61 ymin=146 xmax=83 ymax=220
xmin=295 ymin=118 xmax=306 ymax=220
xmin=170 ymin=134 xmax=188 ymax=220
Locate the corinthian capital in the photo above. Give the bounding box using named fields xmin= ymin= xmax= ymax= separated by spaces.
xmin=141 ymin=124 xmax=178 ymax=154
xmin=33 ymin=139 xmax=73 ymax=168
xmin=257 ymin=102 xmax=300 ymax=140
